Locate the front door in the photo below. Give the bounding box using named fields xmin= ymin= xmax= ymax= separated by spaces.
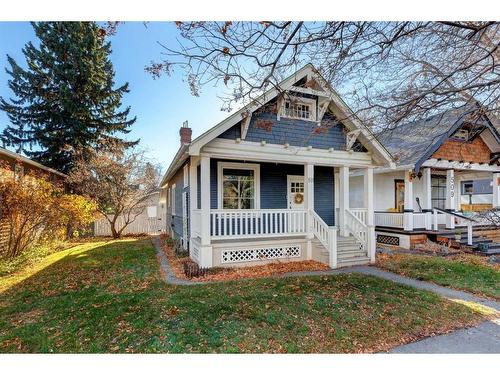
xmin=287 ymin=175 xmax=305 ymax=209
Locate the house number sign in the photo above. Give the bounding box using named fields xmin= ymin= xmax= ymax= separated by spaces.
xmin=449 ymin=177 xmax=455 ymax=198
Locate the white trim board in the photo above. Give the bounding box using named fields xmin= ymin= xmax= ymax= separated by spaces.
xmin=217 ymin=161 xmax=261 ymax=209
xmin=422 ymin=159 xmax=500 ymax=172
xmin=203 ymin=138 xmax=374 ymax=168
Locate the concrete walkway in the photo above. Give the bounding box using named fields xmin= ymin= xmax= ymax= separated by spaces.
xmin=390 ymin=319 xmax=500 ymax=353
xmin=153 ymin=237 xmax=499 ymax=352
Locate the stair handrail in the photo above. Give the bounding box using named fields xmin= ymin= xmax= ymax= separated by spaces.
xmin=432 ymin=207 xmax=476 ymax=222
xmin=310 ymin=210 xmax=337 ymax=269
xmin=310 ymin=210 xmax=330 ymax=249
xmin=345 ymin=208 xmax=367 ymax=248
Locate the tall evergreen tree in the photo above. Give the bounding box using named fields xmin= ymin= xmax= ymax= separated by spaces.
xmin=0 ymin=22 xmax=137 ymax=173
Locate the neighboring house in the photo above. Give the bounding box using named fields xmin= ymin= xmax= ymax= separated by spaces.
xmin=350 ymin=105 xmax=500 ymax=251
xmin=0 ymin=146 xmax=67 ymax=255
xmin=160 ymin=64 xmax=394 ymax=269
xmin=0 ymin=146 xmax=66 ymax=183
xmin=94 ymin=190 xmax=166 ymax=236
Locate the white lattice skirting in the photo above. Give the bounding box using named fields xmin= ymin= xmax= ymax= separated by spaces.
xmin=221 ymin=245 xmax=301 ymax=264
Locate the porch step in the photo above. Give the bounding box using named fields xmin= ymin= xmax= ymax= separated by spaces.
xmin=338 ymin=256 xmax=371 ymax=267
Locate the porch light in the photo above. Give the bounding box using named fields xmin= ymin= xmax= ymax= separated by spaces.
xmin=261 ymin=140 xmax=266 ymax=146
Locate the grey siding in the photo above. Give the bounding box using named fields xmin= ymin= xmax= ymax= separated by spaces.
xmin=219 ymin=110 xmax=347 ymax=150
xmin=166 ymin=162 xmax=189 ymax=240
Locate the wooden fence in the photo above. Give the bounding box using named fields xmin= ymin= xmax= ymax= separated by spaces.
xmin=94 ymin=214 xmax=165 ymax=237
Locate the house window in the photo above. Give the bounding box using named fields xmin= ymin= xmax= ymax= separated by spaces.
xmin=171 ymin=184 xmax=176 ymax=214
xmin=280 ymin=96 xmax=316 ymax=121
xmin=183 ymin=164 xmax=189 ymax=187
xmin=431 ymin=176 xmax=447 ymax=209
xmin=218 ymin=162 xmax=260 ymax=209
xmin=463 ymin=181 xmax=474 ymax=194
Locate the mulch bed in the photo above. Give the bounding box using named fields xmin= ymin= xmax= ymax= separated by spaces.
xmin=160 ymin=234 xmax=329 ymax=282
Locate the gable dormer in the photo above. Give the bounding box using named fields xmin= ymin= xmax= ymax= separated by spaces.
xmin=189 ymin=64 xmax=393 ymax=166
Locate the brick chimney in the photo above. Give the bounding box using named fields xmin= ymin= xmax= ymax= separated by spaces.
xmin=179 ymin=120 xmax=192 ymax=146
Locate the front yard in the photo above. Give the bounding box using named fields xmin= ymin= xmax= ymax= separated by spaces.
xmin=0 ymin=238 xmax=491 ymax=353
xmin=377 ymin=253 xmax=500 ymax=300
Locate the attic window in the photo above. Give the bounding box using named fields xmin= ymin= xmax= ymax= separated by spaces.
xmin=280 ymin=97 xmax=316 ymax=121
xmin=452 ymin=129 xmax=469 ymax=141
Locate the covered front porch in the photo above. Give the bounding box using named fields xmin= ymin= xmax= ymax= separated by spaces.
xmin=188 ymin=151 xmax=376 ymax=268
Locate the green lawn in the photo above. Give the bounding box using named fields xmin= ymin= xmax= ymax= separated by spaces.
xmin=377 ymin=253 xmax=500 ymax=300
xmin=0 ymin=238 xmax=489 ymax=353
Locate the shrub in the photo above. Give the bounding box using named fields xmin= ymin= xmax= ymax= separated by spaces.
xmin=0 ymin=169 xmax=97 ymax=258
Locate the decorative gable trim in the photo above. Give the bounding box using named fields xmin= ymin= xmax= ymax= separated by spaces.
xmin=188 ymin=64 xmax=394 ymax=166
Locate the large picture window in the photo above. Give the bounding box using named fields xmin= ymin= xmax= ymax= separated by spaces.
xmin=218 ymin=162 xmax=260 ymax=209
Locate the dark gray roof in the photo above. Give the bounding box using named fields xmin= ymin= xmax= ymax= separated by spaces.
xmin=377 ymin=105 xmax=499 ymax=171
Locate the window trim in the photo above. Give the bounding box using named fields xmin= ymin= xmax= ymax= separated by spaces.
xmin=171 ymin=183 xmax=176 ymax=214
xmin=279 ymin=96 xmax=317 ymax=122
xmin=217 ymin=162 xmax=261 ymax=210
xmin=183 ymin=164 xmax=189 ymax=187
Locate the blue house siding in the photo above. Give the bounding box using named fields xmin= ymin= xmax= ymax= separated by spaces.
xmin=210 ymin=159 xmax=304 ymax=209
xmin=314 ymin=166 xmax=335 ymax=226
xmin=219 ymin=111 xmax=347 ymax=150
xmin=208 ymin=159 xmax=335 ymax=225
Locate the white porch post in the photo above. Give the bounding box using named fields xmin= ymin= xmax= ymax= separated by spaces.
xmin=445 ymin=169 xmax=456 ymax=229
xmin=493 ymin=173 xmax=500 ymax=208
xmin=403 ymin=170 xmax=414 ymax=231
xmin=199 ymin=155 xmax=213 ymax=267
xmin=363 ymin=167 xmax=375 ymax=263
xmin=421 ymin=167 xmax=433 ymax=230
xmin=305 ymin=163 xmax=314 ymax=259
xmin=339 ymin=166 xmax=350 ymax=237
xmin=188 ymin=156 xmax=199 ymax=258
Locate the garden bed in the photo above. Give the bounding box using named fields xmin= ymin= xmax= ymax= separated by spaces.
xmin=160 ymin=234 xmax=330 ymax=282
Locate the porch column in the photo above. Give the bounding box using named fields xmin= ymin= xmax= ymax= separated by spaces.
xmin=363 ymin=167 xmax=375 ymax=263
xmin=199 ymin=155 xmax=213 ymax=267
xmin=339 ymin=166 xmax=350 ymax=237
xmin=493 ymin=173 xmax=500 ymax=208
xmin=421 ymin=167 xmax=432 ymax=230
xmin=403 ymin=170 xmax=414 ymax=231
xmin=305 ymin=163 xmax=314 ymax=259
xmin=445 ymin=169 xmax=456 ymax=229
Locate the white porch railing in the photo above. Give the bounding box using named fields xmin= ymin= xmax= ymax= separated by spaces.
xmin=311 ymin=210 xmax=337 ymax=268
xmin=374 ymin=212 xmax=404 ymax=228
xmin=345 ymin=208 xmax=367 ymax=247
xmin=350 ymin=208 xmax=367 ymax=225
xmin=412 ymin=213 xmax=427 ymax=229
xmin=210 ymin=209 xmax=307 ymax=240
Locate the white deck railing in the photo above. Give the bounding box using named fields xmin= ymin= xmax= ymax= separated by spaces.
xmin=345 ymin=208 xmax=367 ymax=247
xmin=210 ymin=209 xmax=307 ymax=240
xmin=375 ymin=212 xmax=404 ymax=228
xmin=350 ymin=208 xmax=367 ymax=225
xmin=412 ymin=212 xmax=427 ymax=229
